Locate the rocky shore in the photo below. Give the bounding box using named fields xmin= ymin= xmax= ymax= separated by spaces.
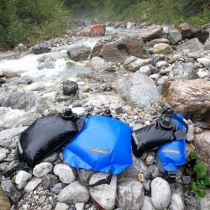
xmin=0 ymin=20 xmax=210 ymax=210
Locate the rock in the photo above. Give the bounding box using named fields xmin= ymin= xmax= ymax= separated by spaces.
xmin=136 ymin=25 xmax=163 ymax=42
xmin=151 ymin=177 xmax=171 ymax=209
xmin=176 ymin=38 xmax=205 ymax=53
xmin=2 ymin=69 xmax=20 ymax=78
xmin=89 ymin=173 xmax=117 ymax=210
xmin=197 ymin=188 xmax=210 ymax=210
xmin=101 ymin=35 xmax=149 ymax=63
xmin=146 ymin=38 xmax=170 ymax=47
xmin=90 ymin=56 xmax=110 ymax=71
xmin=53 ymin=163 xmax=75 ymax=184
xmin=168 ymin=188 xmax=185 ymax=210
xmin=197 ymin=57 xmax=210 ymax=67
xmin=116 ymin=72 xmax=159 ymax=108
xmin=15 ymin=170 xmax=32 ymax=189
xmin=33 ymin=162 xmax=53 ymax=177
xmin=1 ymin=180 xmax=22 ymax=202
xmin=153 ymin=43 xmax=173 ymax=54
xmin=141 ymin=196 xmax=155 ymax=210
xmin=178 ymin=23 xmax=209 ymax=44
xmin=42 ymin=174 xmax=58 ymax=190
xmin=168 ymin=29 xmax=182 ymax=45
xmin=117 ymin=181 xmax=144 ymax=210
xmin=123 ymin=56 xmax=153 ymax=72
xmin=90 ymin=24 xmax=106 ymax=36
xmin=194 ymin=131 xmax=210 ymax=175
xmin=54 ymin=202 xmax=70 ymax=210
xmin=24 ymin=177 xmax=42 ymax=193
xmin=57 ymin=181 xmax=89 ymax=204
xmin=67 ymin=45 xmax=91 ymax=61
xmin=63 ymin=80 xmax=78 ymax=95
xmin=33 ymin=45 xmax=51 ymax=54
xmin=0 ymin=187 xmax=11 ymax=210
xmin=158 ymin=78 xmax=210 ymax=120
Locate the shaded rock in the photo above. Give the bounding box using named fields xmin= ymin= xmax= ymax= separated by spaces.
xmin=63 ymin=80 xmax=78 ymax=95
xmin=0 ymin=187 xmax=11 ymax=210
xmin=57 ymin=181 xmax=89 ymax=204
xmin=168 ymin=29 xmax=182 ymax=45
xmin=1 ymin=180 xmax=21 ymax=202
xmin=151 ymin=177 xmax=171 ymax=209
xmin=194 ymin=131 xmax=210 ymax=175
xmin=116 ymin=72 xmax=159 ymax=108
xmin=153 ymin=43 xmax=173 ymax=54
xmin=178 ymin=23 xmax=209 ymax=44
xmin=33 ymin=45 xmax=51 ymax=54
xmin=90 ymin=56 xmax=110 ymax=71
xmin=135 ymin=25 xmax=163 ymax=42
xmin=67 ymin=45 xmax=91 ymax=61
xmin=158 ymin=78 xmax=210 ymax=121
xmin=90 ymin=24 xmax=106 ymax=36
xmin=101 ymin=35 xmax=149 ymax=63
xmin=89 ymin=173 xmax=117 ymax=210
xmin=176 ymin=38 xmax=205 ymax=53
xmin=117 ymin=181 xmax=144 ymax=210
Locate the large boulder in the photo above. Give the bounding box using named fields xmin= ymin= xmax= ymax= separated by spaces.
xmin=67 ymin=45 xmax=91 ymax=61
xmin=178 ymin=23 xmax=209 ymax=44
xmin=116 ymin=72 xmax=159 ymax=108
xmin=101 ymin=35 xmax=149 ymax=63
xmin=158 ymin=78 xmax=210 ymax=121
xmin=135 ymin=25 xmax=163 ymax=42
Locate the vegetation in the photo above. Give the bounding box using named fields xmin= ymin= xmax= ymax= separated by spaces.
xmin=0 ymin=0 xmax=210 ymax=50
xmin=185 ymin=152 xmax=210 ymax=198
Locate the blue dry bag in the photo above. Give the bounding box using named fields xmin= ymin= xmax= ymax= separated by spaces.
xmin=156 ymin=108 xmax=188 ymax=182
xmin=63 ymin=115 xmax=133 ymax=187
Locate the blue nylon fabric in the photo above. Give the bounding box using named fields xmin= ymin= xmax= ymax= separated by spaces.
xmin=157 ymin=112 xmax=186 ymax=171
xmin=63 ymin=115 xmax=133 ymax=175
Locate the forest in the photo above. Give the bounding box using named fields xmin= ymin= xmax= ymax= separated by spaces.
xmin=0 ymin=0 xmax=210 ymax=50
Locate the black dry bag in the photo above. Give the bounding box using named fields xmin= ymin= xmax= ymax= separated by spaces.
xmin=132 ymin=104 xmax=188 ymax=158
xmin=3 ymin=108 xmax=85 ymax=178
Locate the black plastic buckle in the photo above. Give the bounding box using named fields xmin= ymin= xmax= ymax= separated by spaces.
xmin=105 ymin=171 xmax=113 ymax=185
xmin=168 ymin=171 xmax=177 ymax=183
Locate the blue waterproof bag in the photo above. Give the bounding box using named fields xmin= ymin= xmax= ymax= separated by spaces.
xmin=63 ymin=115 xmax=133 ymax=186
xmin=156 ymin=109 xmax=188 ymax=182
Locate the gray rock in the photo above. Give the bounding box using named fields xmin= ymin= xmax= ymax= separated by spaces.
xmin=53 ymin=163 xmax=75 ymax=184
xmin=51 ymin=183 xmax=67 ymax=194
xmin=184 ymin=196 xmax=201 ymax=210
xmin=89 ymin=173 xmax=117 ymax=210
xmin=117 ymin=181 xmax=144 ymax=210
xmin=57 ymin=181 xmax=89 ymax=204
xmin=141 ymin=196 xmax=155 ymax=210
xmin=42 ymin=174 xmax=58 ymax=190
xmin=151 ymin=177 xmax=171 ymax=210
xmin=55 ymin=202 xmax=70 ymax=210
xmin=116 ymin=72 xmax=159 ymax=108
xmin=1 ymin=180 xmax=22 ymax=202
xmin=168 ymin=30 xmax=182 ymax=45
xmin=63 ymin=80 xmax=78 ymax=95
xmin=169 ymin=189 xmax=185 ymax=210
xmin=90 ymin=56 xmax=110 ymax=71
xmin=33 ymin=162 xmax=53 ymax=177
xmin=67 ymin=45 xmax=91 ymax=61
xmin=15 ymin=170 xmax=32 ymax=189
xmin=24 ymin=177 xmax=42 ymax=193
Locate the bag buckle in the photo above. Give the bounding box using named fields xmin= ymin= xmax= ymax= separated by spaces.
xmin=105 ymin=171 xmax=113 ymax=185
xmin=168 ymin=171 xmax=177 ymax=183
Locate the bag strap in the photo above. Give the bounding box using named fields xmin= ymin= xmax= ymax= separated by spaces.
xmin=71 ymin=167 xmax=113 ymax=187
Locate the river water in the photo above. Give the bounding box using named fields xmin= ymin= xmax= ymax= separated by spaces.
xmin=0 ymin=26 xmax=139 ymax=131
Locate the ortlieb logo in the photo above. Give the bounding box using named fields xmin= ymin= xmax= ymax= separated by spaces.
xmin=90 ymin=148 xmax=108 ymax=154
xmin=162 ymin=149 xmax=180 ymax=154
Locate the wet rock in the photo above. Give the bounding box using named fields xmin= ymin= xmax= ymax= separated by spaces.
xmin=194 ymin=131 xmax=210 ymax=175
xmin=178 ymin=23 xmax=209 ymax=44
xmin=15 ymin=170 xmax=32 ymax=189
xmin=136 ymin=25 xmax=163 ymax=42
xmin=117 ymin=181 xmax=144 ymax=210
xmin=101 ymin=35 xmax=149 ymax=63
xmin=1 ymin=180 xmax=22 ymax=202
xmin=67 ymin=45 xmax=91 ymax=61
xmin=151 ymin=177 xmax=171 ymax=209
xmin=168 ymin=29 xmax=182 ymax=45
xmin=63 ymin=80 xmax=78 ymax=95
xmin=53 ymin=164 xmax=75 ymax=184
xmin=176 ymin=38 xmax=205 ymax=53
xmin=153 ymin=43 xmax=173 ymax=54
xmin=90 ymin=56 xmax=110 ymax=71
xmin=158 ymin=78 xmax=210 ymax=120
xmin=24 ymin=177 xmax=42 ymax=193
xmin=90 ymin=24 xmax=106 ymax=36
xmin=33 ymin=162 xmax=53 ymax=177
xmin=57 ymin=181 xmax=89 ymax=204
xmin=116 ymin=72 xmax=159 ymax=108
xmin=89 ymin=173 xmax=117 ymax=210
